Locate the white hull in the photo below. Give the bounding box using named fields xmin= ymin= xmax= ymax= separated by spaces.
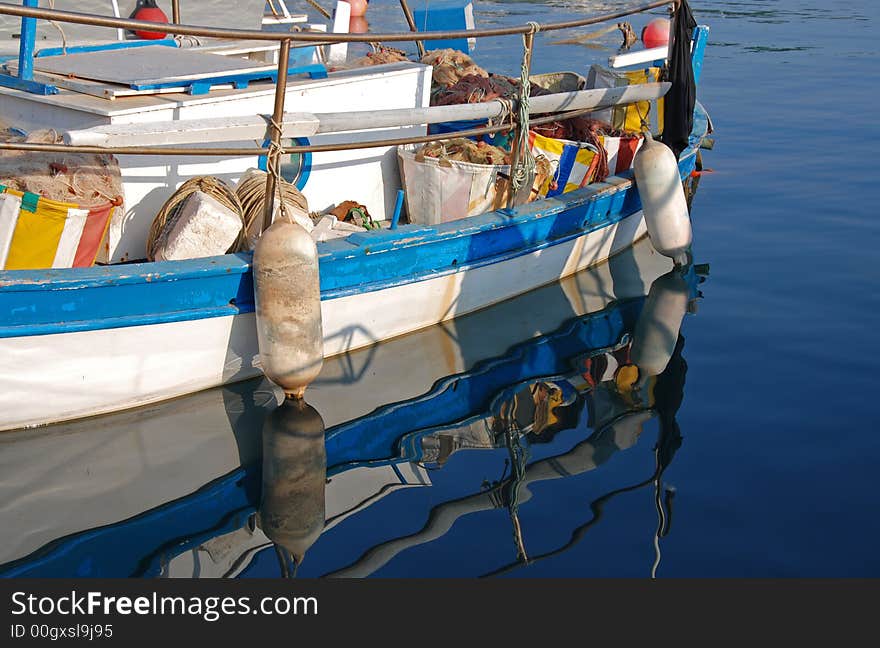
xmin=0 ymin=212 xmax=648 ymax=432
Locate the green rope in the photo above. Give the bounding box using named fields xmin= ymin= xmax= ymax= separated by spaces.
xmin=511 ymin=24 xmax=540 ymax=197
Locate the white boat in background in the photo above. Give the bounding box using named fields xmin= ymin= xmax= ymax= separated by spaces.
xmin=0 ymin=0 xmax=712 ymax=431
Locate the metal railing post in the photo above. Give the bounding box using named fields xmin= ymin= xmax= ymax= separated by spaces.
xmin=171 ymin=0 xmax=180 ymax=24
xmin=398 ymin=0 xmax=425 ymax=59
xmin=263 ymin=38 xmax=291 ymax=232
xmin=17 ymin=0 xmax=39 ymax=81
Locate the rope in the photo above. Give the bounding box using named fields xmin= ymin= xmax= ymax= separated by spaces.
xmin=264 ymin=116 xmax=292 ymax=225
xmin=303 ymin=0 xmax=332 ymax=20
xmin=237 ymin=168 xmax=309 ymax=233
xmin=147 ymin=176 xmax=246 ymax=261
xmin=487 ymin=96 xmax=515 ymax=134
xmin=46 ymin=0 xmax=68 ymax=55
xmin=510 ymin=25 xmax=540 ymax=197
xmin=237 ymin=117 xmax=310 ymax=247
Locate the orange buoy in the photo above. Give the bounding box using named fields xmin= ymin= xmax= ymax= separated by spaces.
xmin=349 ymin=16 xmax=369 ymax=33
xmin=641 ymin=18 xmax=670 ymax=49
xmin=129 ymin=0 xmax=169 ymax=40
xmin=344 ymin=0 xmax=368 ymax=18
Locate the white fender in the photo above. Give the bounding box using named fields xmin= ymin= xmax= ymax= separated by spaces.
xmin=633 ymin=133 xmax=693 ymax=265
xmin=630 ymin=270 xmax=690 ymax=378
xmin=259 ymin=399 xmax=326 ymax=563
xmin=253 ymin=220 xmax=324 ymax=398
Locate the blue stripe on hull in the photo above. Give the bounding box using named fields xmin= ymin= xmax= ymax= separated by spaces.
xmin=0 ymin=109 xmax=705 ymax=340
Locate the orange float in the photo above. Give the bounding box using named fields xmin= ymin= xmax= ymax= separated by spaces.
xmin=641 ymin=17 xmax=670 ymax=49
xmin=344 ymin=0 xmax=368 ymax=18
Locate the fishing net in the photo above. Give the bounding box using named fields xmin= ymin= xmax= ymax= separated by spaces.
xmin=352 ymin=46 xmax=410 ymax=67
xmin=420 ymin=48 xmax=488 ymax=89
xmin=415 ymin=137 xmax=510 ymax=166
xmin=0 ymin=124 xmax=123 ymax=209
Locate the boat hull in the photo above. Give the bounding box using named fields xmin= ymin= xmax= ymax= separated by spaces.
xmin=0 ymin=105 xmax=707 ymax=431
xmin=0 ymin=211 xmax=646 ymax=431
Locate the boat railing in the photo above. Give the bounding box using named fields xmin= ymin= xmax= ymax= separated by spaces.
xmin=0 ymin=0 xmax=679 ymax=226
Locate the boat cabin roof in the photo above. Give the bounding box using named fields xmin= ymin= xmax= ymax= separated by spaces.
xmin=0 ymin=58 xmax=428 ymax=118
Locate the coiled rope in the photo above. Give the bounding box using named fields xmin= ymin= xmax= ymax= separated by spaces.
xmin=510 ymin=22 xmax=540 ymax=198
xmin=259 ymin=115 xmax=315 ymax=235
xmin=236 ymin=167 xmax=310 ymax=247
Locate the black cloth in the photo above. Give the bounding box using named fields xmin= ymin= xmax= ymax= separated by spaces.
xmin=661 ymin=0 xmax=698 ymax=158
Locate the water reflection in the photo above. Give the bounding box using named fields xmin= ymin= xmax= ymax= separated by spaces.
xmin=260 ymin=400 xmax=326 ymax=577
xmin=0 ymin=237 xmax=707 ymax=578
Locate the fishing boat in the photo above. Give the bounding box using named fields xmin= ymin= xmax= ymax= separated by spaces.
xmin=0 ymin=0 xmax=712 ymax=431
xmin=0 ymin=236 xmax=705 ymax=577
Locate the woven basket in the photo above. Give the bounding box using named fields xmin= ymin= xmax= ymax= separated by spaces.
xmin=147 ymin=176 xmax=246 ymax=261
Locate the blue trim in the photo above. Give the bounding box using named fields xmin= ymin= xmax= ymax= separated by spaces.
xmin=258 ymin=137 xmax=312 ymax=191
xmin=691 ymin=25 xmax=710 ymax=86
xmin=0 ymin=74 xmax=57 ymax=94
xmin=0 ymin=254 xmax=254 ymax=338
xmin=35 ymin=39 xmax=178 ymax=58
xmin=17 ymin=0 xmax=38 ymax=82
xmin=129 ymin=50 xmax=326 ymax=93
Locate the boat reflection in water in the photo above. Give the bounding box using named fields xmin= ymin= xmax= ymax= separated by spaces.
xmin=0 ymin=236 xmax=706 ymax=578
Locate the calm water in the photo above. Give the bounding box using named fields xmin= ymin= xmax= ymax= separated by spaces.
xmin=1 ymin=0 xmax=879 ymax=577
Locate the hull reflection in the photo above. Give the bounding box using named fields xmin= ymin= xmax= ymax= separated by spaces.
xmin=0 ymin=237 xmax=706 ymax=578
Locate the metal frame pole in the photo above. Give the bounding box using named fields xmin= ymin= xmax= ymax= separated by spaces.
xmin=17 ymin=0 xmax=39 ymax=81
xmin=263 ymin=38 xmax=291 ymax=232
xmin=398 ymin=0 xmax=425 ymax=58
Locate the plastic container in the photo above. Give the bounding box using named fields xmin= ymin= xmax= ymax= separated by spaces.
xmin=398 ymin=145 xmax=510 ymax=226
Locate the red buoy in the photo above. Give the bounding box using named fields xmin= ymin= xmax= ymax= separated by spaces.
xmin=129 ymin=0 xmax=169 ymax=40
xmin=349 ymin=16 xmax=369 ymax=34
xmin=344 ymin=0 xmax=368 ymax=18
xmin=641 ymin=18 xmax=670 ymax=49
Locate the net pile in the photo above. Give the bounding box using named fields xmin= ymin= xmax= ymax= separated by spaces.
xmin=352 ymin=46 xmax=410 ymax=67
xmin=420 ymin=49 xmax=488 ymax=89
xmin=414 ymin=138 xmax=510 ymax=166
xmin=0 ymin=125 xmax=123 ymax=208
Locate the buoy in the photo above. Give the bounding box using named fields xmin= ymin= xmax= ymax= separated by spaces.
xmin=259 ymin=398 xmax=326 ymax=568
xmin=253 ymin=219 xmax=324 ymax=399
xmin=641 ymin=17 xmax=670 ymax=49
xmin=629 ymin=269 xmax=690 ymax=378
xmin=128 ymin=0 xmax=169 ymax=40
xmin=344 ymin=0 xmax=369 ymax=18
xmin=349 ymin=16 xmax=369 ymax=34
xmin=633 ymin=133 xmax=692 ymax=265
